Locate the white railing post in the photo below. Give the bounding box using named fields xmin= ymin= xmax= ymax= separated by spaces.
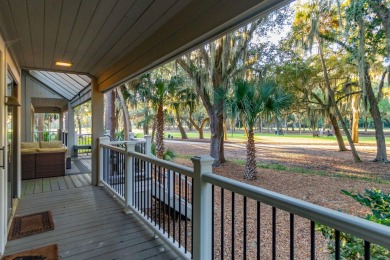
xmin=124 ymin=141 xmax=136 ymax=214
xmin=144 ymin=135 xmax=152 ymax=156
xmin=98 ymin=137 xmax=110 ymax=186
xmin=191 ymin=155 xmax=214 ymax=260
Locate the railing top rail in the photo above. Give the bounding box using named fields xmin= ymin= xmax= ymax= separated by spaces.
xmin=108 ymin=140 xmax=145 ymax=145
xmin=100 ymin=143 xmax=126 ymax=153
xmin=203 ymin=173 xmax=390 ymax=249
xmin=128 ymin=150 xmax=195 ymax=178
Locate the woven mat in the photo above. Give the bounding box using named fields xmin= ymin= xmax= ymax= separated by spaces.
xmin=8 ymin=211 xmax=54 ymax=240
xmin=1 ymin=244 xmax=58 ymax=260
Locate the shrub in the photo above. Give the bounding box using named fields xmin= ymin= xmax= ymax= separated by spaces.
xmin=317 ymin=188 xmax=390 ymax=259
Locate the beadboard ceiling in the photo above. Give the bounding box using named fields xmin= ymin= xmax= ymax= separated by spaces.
xmin=0 ymin=0 xmax=290 ymax=92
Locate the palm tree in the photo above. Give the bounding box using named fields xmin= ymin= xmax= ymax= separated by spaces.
xmin=226 ymin=79 xmax=292 ymax=179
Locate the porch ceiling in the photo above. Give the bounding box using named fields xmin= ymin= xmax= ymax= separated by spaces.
xmin=29 ymin=70 xmax=91 ymax=100
xmin=0 ymin=0 xmax=290 ymax=92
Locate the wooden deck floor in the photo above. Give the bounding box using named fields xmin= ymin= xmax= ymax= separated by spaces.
xmin=5 ymin=179 xmax=179 ymax=259
xmin=21 ymin=174 xmax=92 ymax=195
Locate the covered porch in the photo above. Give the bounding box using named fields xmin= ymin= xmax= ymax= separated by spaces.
xmin=0 ymin=0 xmax=389 ymax=259
xmin=5 ymin=177 xmax=178 ymax=259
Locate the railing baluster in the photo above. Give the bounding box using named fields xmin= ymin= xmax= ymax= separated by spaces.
xmin=365 ymin=241 xmax=370 ymax=260
xmin=173 ymin=170 xmax=176 ymax=243
xmin=221 ymin=188 xmax=224 ymax=260
xmin=168 ymin=169 xmax=171 ymax=238
xmin=143 ymin=160 xmax=146 ymax=216
xmin=158 ymin=166 xmax=162 ymax=230
xmin=272 ymin=207 xmax=276 ymax=260
xmin=231 ymin=192 xmax=235 ymax=260
xmin=335 ymin=229 xmax=340 ymax=260
xmin=212 ymin=185 xmax=214 ymax=260
xmin=154 ymin=164 xmax=157 ymax=227
xmin=179 ymin=172 xmax=182 ymax=248
xmin=185 ymin=175 xmax=188 ymax=253
xmin=243 ymin=196 xmax=247 ymax=259
xmin=257 ymin=201 xmax=260 ymax=260
xmin=191 ymin=177 xmax=194 ymax=259
xmin=290 ymin=213 xmax=294 ymax=260
xmin=310 ymin=221 xmax=315 ymax=260
xmin=163 ymin=167 xmax=166 ymax=234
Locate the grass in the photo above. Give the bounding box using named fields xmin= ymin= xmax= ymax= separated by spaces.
xmin=175 ymin=153 xmax=390 ymax=184
xmin=165 ymin=130 xmax=388 ymax=144
xmin=230 ymin=159 xmax=390 ymax=185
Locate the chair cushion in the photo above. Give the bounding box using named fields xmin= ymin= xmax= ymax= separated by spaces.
xmin=21 ymin=148 xmax=38 ymax=154
xmin=40 ymin=141 xmax=63 ymax=148
xmin=21 ymin=142 xmax=39 ymax=149
xmin=37 ymin=148 xmax=67 ymax=153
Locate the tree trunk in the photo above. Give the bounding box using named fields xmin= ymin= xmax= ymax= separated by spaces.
xmin=156 ymin=103 xmax=164 ymax=159
xmin=351 ymin=94 xmax=359 ymax=143
xmin=318 ymin=40 xmax=361 ymax=162
xmin=117 ymin=87 xmax=131 ymax=141
xmin=174 ymin=107 xmax=188 ymax=139
xmin=364 ymin=117 xmax=368 ymax=132
xmin=188 ymin=111 xmax=208 ymax=139
xmin=151 ymin=117 xmax=156 ymax=142
xmin=209 ymin=112 xmax=226 ymax=166
xmin=259 ymin=115 xmax=263 ymax=133
xmin=241 ymin=114 xmax=249 ymax=138
xmin=244 ymin=128 xmax=257 ymax=180
xmin=223 ymin=120 xmax=228 ymax=141
xmin=298 ymin=112 xmax=302 ymax=134
xmin=364 ymin=68 xmax=388 ymax=162
xmin=329 ymin=112 xmax=348 ymax=151
xmin=105 ymin=90 xmax=116 ymax=138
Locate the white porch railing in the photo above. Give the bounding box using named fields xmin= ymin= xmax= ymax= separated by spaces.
xmin=98 ymin=136 xmax=390 ymax=260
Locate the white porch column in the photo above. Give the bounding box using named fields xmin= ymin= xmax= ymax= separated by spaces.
xmin=91 ymin=77 xmax=104 ymax=186
xmin=191 ymin=155 xmax=214 ymax=260
xmin=67 ymin=102 xmax=76 ymax=157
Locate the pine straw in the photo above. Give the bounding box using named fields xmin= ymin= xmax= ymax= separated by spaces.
xmin=163 ymin=140 xmax=389 ymax=258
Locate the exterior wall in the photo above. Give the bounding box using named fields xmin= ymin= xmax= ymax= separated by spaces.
xmin=21 ymin=71 xmax=64 ymax=142
xmin=0 ymin=32 xmax=21 ymax=256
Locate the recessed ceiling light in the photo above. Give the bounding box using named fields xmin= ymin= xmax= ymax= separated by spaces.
xmin=55 ymin=61 xmax=72 ymax=67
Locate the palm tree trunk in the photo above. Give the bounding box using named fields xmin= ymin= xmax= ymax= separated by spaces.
xmin=156 ymin=103 xmax=164 ymax=159
xmin=244 ymin=128 xmax=257 ymax=180
xmin=241 ymin=114 xmax=249 ymax=138
xmin=318 ymin=40 xmax=361 ymax=162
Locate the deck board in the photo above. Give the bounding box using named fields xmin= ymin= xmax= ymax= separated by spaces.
xmin=49 ymin=177 xmax=60 ymax=191
xmin=63 ymin=176 xmax=76 ymax=189
xmin=5 ymin=178 xmax=178 ymax=259
xmin=42 ymin=178 xmax=51 ymax=192
xmin=34 ymin=178 xmax=43 ymax=193
xmin=24 ymin=180 xmax=35 ymax=195
xmin=57 ymin=176 xmax=68 ymax=190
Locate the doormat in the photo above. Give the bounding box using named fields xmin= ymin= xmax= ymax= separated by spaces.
xmin=1 ymin=244 xmax=58 ymax=260
xmin=8 ymin=211 xmax=54 ymax=240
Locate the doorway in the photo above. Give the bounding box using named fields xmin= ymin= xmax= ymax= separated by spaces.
xmin=6 ymin=71 xmax=18 ymax=221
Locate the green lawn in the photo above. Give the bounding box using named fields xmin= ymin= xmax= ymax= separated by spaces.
xmin=163 ymin=129 xmax=388 ymax=144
